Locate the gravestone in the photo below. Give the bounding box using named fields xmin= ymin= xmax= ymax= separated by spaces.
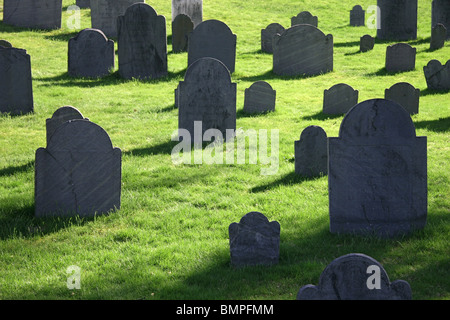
xmin=3 ymin=0 xmax=63 ymax=30
xmin=323 ymin=83 xmax=358 ymax=115
xmin=385 ymin=82 xmax=420 ymax=115
xmin=430 ymin=23 xmax=447 ymax=51
xmin=35 ymin=120 xmax=122 ymax=217
xmin=117 ymin=3 xmax=168 ymax=80
xmin=46 ymin=106 xmax=88 ymax=145
xmin=0 ymin=40 xmax=12 ymax=48
xmin=273 ymin=24 xmax=333 ymax=77
xmin=294 ymin=126 xmax=328 ymax=177
xmin=229 ymin=211 xmax=280 ymax=267
xmin=432 ymin=0 xmax=450 ymax=40
xmin=291 ymin=11 xmax=318 ymax=27
xmin=423 ymin=60 xmax=450 ymax=91
xmin=76 ymin=0 xmax=90 ymax=8
xmin=172 ymin=0 xmax=203 ymax=28
xmin=188 ymin=20 xmax=237 ymax=73
xmin=297 ymin=253 xmax=412 ymax=300
xmin=360 ymin=35 xmax=375 ymax=52
xmin=172 ymin=14 xmax=194 ymax=53
xmin=385 ymin=43 xmax=416 ymax=73
xmin=91 ymin=0 xmax=143 ymax=38
xmin=0 ymin=47 xmax=34 ymax=115
xmin=328 ymin=99 xmax=427 ymax=238
xmin=350 ymin=5 xmax=365 ymax=26
xmin=68 ymin=29 xmax=115 ymax=78
xmin=178 ymin=57 xmax=236 ymax=142
xmin=377 ymin=0 xmax=418 ymax=41
xmin=243 ymin=81 xmax=276 ymax=114
xmin=261 ymin=23 xmax=285 ymax=54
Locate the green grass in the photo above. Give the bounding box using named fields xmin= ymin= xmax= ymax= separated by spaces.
xmin=0 ymin=0 xmax=449 ymax=300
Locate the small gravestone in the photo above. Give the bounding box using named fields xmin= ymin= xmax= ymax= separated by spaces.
xmin=360 ymin=35 xmax=375 ymax=52
xmin=117 ymin=3 xmax=168 ymax=80
xmin=430 ymin=23 xmax=447 ymax=51
xmin=273 ymin=24 xmax=333 ymax=77
xmin=0 ymin=47 xmax=34 ymax=115
xmin=46 ymin=106 xmax=88 ymax=145
xmin=385 ymin=43 xmax=416 ymax=73
xmin=3 ymin=0 xmax=62 ymax=30
xmin=68 ymin=29 xmax=115 ymax=78
xmin=76 ymin=0 xmax=90 ymax=8
xmin=172 ymin=14 xmax=194 ymax=53
xmin=294 ymin=126 xmax=327 ymax=177
xmin=377 ymin=0 xmax=418 ymax=41
xmin=350 ymin=5 xmax=365 ymax=26
xmin=385 ymin=82 xmax=420 ymax=115
xmin=261 ymin=23 xmax=285 ymax=54
xmin=172 ymin=0 xmax=203 ymax=28
xmin=35 ymin=120 xmax=122 ymax=217
xmin=291 ymin=11 xmax=318 ymax=27
xmin=432 ymin=0 xmax=450 ymax=40
xmin=188 ymin=19 xmax=237 ymax=73
xmin=0 ymin=40 xmax=12 ymax=48
xmin=423 ymin=60 xmax=450 ymax=91
xmin=297 ymin=253 xmax=412 ymax=300
xmin=323 ymin=83 xmax=358 ymax=115
xmin=243 ymin=81 xmax=276 ymax=114
xmin=229 ymin=211 xmax=280 ymax=267
xmin=328 ymin=99 xmax=427 ymax=238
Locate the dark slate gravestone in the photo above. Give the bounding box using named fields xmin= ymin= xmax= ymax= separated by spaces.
xmin=350 ymin=5 xmax=365 ymax=27
xmin=297 ymin=253 xmax=412 ymax=300
xmin=3 ymin=0 xmax=62 ymax=30
xmin=76 ymin=0 xmax=90 ymax=8
xmin=377 ymin=0 xmax=417 ymax=41
xmin=178 ymin=57 xmax=236 ymax=143
xmin=430 ymin=23 xmax=447 ymax=51
xmin=423 ymin=59 xmax=450 ymax=91
xmin=46 ymin=106 xmax=88 ymax=145
xmin=229 ymin=211 xmax=280 ymax=267
xmin=432 ymin=0 xmax=450 ymax=40
xmin=291 ymin=11 xmax=318 ymax=27
xmin=68 ymin=29 xmax=115 ymax=78
xmin=0 ymin=47 xmax=34 ymax=115
xmin=323 ymin=83 xmax=358 ymax=115
xmin=35 ymin=120 xmax=122 ymax=217
xmin=328 ymin=99 xmax=427 ymax=238
xmin=294 ymin=126 xmax=328 ymax=177
xmin=172 ymin=14 xmax=194 ymax=53
xmin=261 ymin=23 xmax=285 ymax=54
xmin=243 ymin=81 xmax=276 ymax=114
xmin=172 ymin=0 xmax=203 ymax=28
xmin=385 ymin=82 xmax=420 ymax=115
xmin=273 ymin=24 xmax=333 ymax=77
xmin=360 ymin=35 xmax=375 ymax=52
xmin=0 ymin=40 xmax=12 ymax=48
xmin=385 ymin=43 xmax=416 ymax=73
xmin=188 ymin=19 xmax=237 ymax=74
xmin=117 ymin=3 xmax=168 ymax=80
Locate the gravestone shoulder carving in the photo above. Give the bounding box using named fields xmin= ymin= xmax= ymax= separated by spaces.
xmin=323 ymin=83 xmax=358 ymax=115
xmin=46 ymin=106 xmax=87 ymax=145
xmin=294 ymin=126 xmax=328 ymax=177
xmin=291 ymin=11 xmax=318 ymax=27
xmin=243 ymin=81 xmax=276 ymax=114
xmin=350 ymin=5 xmax=365 ymax=27
xmin=385 ymin=82 xmax=420 ymax=115
xmin=261 ymin=23 xmax=285 ymax=54
xmin=423 ymin=59 xmax=450 ymax=91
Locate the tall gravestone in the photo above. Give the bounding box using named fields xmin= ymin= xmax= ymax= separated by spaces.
xmin=385 ymin=82 xmax=420 ymax=115
xmin=172 ymin=0 xmax=203 ymax=28
xmin=46 ymin=106 xmax=88 ymax=145
xmin=360 ymin=35 xmax=375 ymax=52
xmin=117 ymin=3 xmax=168 ymax=80
xmin=377 ymin=0 xmax=418 ymax=41
xmin=328 ymin=99 xmax=427 ymax=238
xmin=385 ymin=43 xmax=416 ymax=73
xmin=432 ymin=0 xmax=450 ymax=40
xmin=273 ymin=24 xmax=333 ymax=77
xmin=291 ymin=11 xmax=318 ymax=27
xmin=0 ymin=47 xmax=34 ymax=115
xmin=3 ymin=0 xmax=63 ymax=30
xmin=423 ymin=60 xmax=450 ymax=91
xmin=294 ymin=126 xmax=328 ymax=177
xmin=35 ymin=120 xmax=122 ymax=217
xmin=430 ymin=24 xmax=447 ymax=51
xmin=172 ymin=14 xmax=194 ymax=53
xmin=323 ymin=83 xmax=358 ymax=115
xmin=76 ymin=0 xmax=90 ymax=8
xmin=350 ymin=5 xmax=365 ymax=26
xmin=243 ymin=81 xmax=276 ymax=114
xmin=261 ymin=23 xmax=285 ymax=54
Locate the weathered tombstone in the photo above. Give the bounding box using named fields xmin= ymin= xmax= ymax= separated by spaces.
xmin=35 ymin=120 xmax=122 ymax=217
xmin=385 ymin=43 xmax=416 ymax=73
xmin=297 ymin=253 xmax=412 ymax=300
xmin=328 ymin=99 xmax=427 ymax=238
xmin=188 ymin=20 xmax=237 ymax=73
xmin=229 ymin=212 xmax=280 ymax=267
xmin=243 ymin=81 xmax=276 ymax=114
xmin=377 ymin=0 xmax=418 ymax=41
xmin=350 ymin=5 xmax=365 ymax=26
xmin=178 ymin=57 xmax=236 ymax=142
xmin=323 ymin=83 xmax=358 ymax=115
xmin=46 ymin=106 xmax=88 ymax=145
xmin=172 ymin=0 xmax=203 ymax=28
xmin=91 ymin=0 xmax=144 ymax=38
xmin=430 ymin=23 xmax=447 ymax=51
xmin=117 ymin=3 xmax=168 ymax=80
xmin=172 ymin=14 xmax=194 ymax=53
xmin=0 ymin=47 xmax=34 ymax=115
xmin=432 ymin=0 xmax=450 ymax=40
xmin=291 ymin=11 xmax=318 ymax=27
xmin=385 ymin=82 xmax=420 ymax=115
xmin=273 ymin=24 xmax=333 ymax=77
xmin=261 ymin=23 xmax=285 ymax=54
xmin=294 ymin=126 xmax=328 ymax=177
xmin=3 ymin=0 xmax=63 ymax=30
xmin=423 ymin=60 xmax=450 ymax=91
xmin=0 ymin=40 xmax=12 ymax=48
xmin=76 ymin=0 xmax=90 ymax=8
xmin=68 ymin=29 xmax=115 ymax=78
xmin=360 ymin=35 xmax=375 ymax=52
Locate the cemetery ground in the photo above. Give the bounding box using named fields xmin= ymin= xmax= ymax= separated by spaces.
xmin=0 ymin=0 xmax=449 ymax=300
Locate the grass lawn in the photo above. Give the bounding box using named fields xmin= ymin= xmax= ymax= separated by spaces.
xmin=0 ymin=0 xmax=449 ymax=300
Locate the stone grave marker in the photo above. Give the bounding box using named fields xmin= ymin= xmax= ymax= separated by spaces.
xmin=323 ymin=83 xmax=358 ymax=115
xmin=172 ymin=0 xmax=203 ymax=28
xmin=377 ymin=0 xmax=418 ymax=41
xmin=0 ymin=40 xmax=12 ymax=48
xmin=430 ymin=23 xmax=447 ymax=51
xmin=385 ymin=43 xmax=416 ymax=73
xmin=294 ymin=126 xmax=328 ymax=177
xmin=423 ymin=59 xmax=450 ymax=91
xmin=3 ymin=0 xmax=63 ymax=30
xmin=385 ymin=82 xmax=420 ymax=115
xmin=432 ymin=0 xmax=450 ymax=40
xmin=360 ymin=35 xmax=375 ymax=52
xmin=76 ymin=0 xmax=90 ymax=8
xmin=243 ymin=81 xmax=276 ymax=114
xmin=350 ymin=5 xmax=365 ymax=27
xmin=291 ymin=11 xmax=318 ymax=27
xmin=261 ymin=23 xmax=285 ymax=54
xmin=172 ymin=14 xmax=194 ymax=53
xmin=46 ymin=106 xmax=88 ymax=145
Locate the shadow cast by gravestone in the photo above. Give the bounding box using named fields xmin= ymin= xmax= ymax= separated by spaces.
xmin=414 ymin=116 xmax=450 ymax=133
xmin=250 ymin=171 xmax=326 ymax=193
xmin=366 ymin=67 xmax=416 ymax=77
xmin=334 ymin=40 xmax=360 ymax=48
xmin=0 ymin=160 xmax=34 ymax=178
xmin=419 ymin=87 xmax=450 ymax=97
xmin=123 ymin=140 xmax=179 ymax=157
xmin=0 ymin=22 xmax=51 ymax=34
xmin=44 ymin=31 xmax=82 ymax=42
xmin=236 ymin=108 xmax=274 ymax=119
xmin=301 ymin=111 xmax=343 ymax=121
xmin=239 ymin=69 xmax=328 ymax=83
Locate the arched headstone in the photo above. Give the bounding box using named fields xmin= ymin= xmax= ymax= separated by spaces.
xmin=432 ymin=0 xmax=450 ymax=40
xmin=323 ymin=83 xmax=358 ymax=115
xmin=385 ymin=82 xmax=420 ymax=115
xmin=261 ymin=23 xmax=285 ymax=54
xmin=0 ymin=40 xmax=12 ymax=48
xmin=172 ymin=0 xmax=202 ymax=28
xmin=423 ymin=60 xmax=450 ymax=91
xmin=243 ymin=81 xmax=276 ymax=114
xmin=350 ymin=5 xmax=365 ymax=26
xmin=46 ymin=106 xmax=88 ymax=145
xmin=360 ymin=35 xmax=374 ymax=52
xmin=430 ymin=23 xmax=447 ymax=51
xmin=294 ymin=126 xmax=327 ymax=177
xmin=291 ymin=11 xmax=318 ymax=27
xmin=172 ymin=14 xmax=194 ymax=53
xmin=385 ymin=43 xmax=416 ymax=73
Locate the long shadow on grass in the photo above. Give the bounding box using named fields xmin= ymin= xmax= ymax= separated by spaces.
xmin=0 ymin=160 xmax=34 ymax=177
xmin=414 ymin=116 xmax=450 ymax=133
xmin=301 ymin=111 xmax=344 ymax=121
xmin=123 ymin=140 xmax=179 ymax=157
xmin=237 ymin=69 xmax=328 ymax=83
xmin=250 ymin=171 xmax=326 ymax=193
xmin=420 ymin=87 xmax=450 ymax=97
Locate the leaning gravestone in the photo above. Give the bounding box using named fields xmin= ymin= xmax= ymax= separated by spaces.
xmin=385 ymin=43 xmax=416 ymax=73
xmin=323 ymin=83 xmax=358 ymax=115
xmin=350 ymin=5 xmax=365 ymax=26
xmin=297 ymin=253 xmax=412 ymax=300
xmin=261 ymin=23 xmax=285 ymax=54
xmin=377 ymin=0 xmax=418 ymax=41
xmin=430 ymin=23 xmax=447 ymax=51
xmin=76 ymin=0 xmax=90 ymax=8
xmin=385 ymin=82 xmax=420 ymax=115
xmin=243 ymin=81 xmax=276 ymax=114
xmin=423 ymin=60 xmax=450 ymax=91
xmin=360 ymin=35 xmax=375 ymax=52
xmin=0 ymin=47 xmax=34 ymax=115
xmin=432 ymin=0 xmax=450 ymax=40
xmin=3 ymin=0 xmax=63 ymax=30
xmin=117 ymin=3 xmax=168 ymax=80
xmin=294 ymin=126 xmax=328 ymax=177
xmin=273 ymin=24 xmax=333 ymax=77
xmin=172 ymin=14 xmax=194 ymax=53
xmin=35 ymin=120 xmax=122 ymax=217
xmin=328 ymin=99 xmax=427 ymax=238
xmin=188 ymin=20 xmax=237 ymax=73
xmin=46 ymin=106 xmax=88 ymax=145
xmin=0 ymin=40 xmax=12 ymax=48
xmin=172 ymin=0 xmax=203 ymax=28
xmin=291 ymin=11 xmax=318 ymax=27
xmin=68 ymin=29 xmax=115 ymax=78
xmin=229 ymin=211 xmax=280 ymax=267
